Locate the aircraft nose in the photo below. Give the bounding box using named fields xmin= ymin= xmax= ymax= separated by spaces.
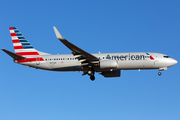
xmin=171 ymin=59 xmax=178 ymax=66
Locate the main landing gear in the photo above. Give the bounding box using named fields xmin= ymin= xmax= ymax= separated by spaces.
xmin=82 ymin=66 xmax=95 ymax=81
xmin=90 ymin=75 xmax=95 ymax=81
xmin=88 ymin=69 xmax=95 ymax=81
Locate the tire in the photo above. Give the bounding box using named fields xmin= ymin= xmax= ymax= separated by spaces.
xmin=90 ymin=75 xmax=95 ymax=81
xmin=158 ymin=72 xmax=161 ymax=76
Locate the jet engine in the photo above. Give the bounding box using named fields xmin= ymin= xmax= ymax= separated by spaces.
xmin=100 ymin=60 xmax=118 ymax=69
xmin=101 ymin=70 xmax=121 ymax=77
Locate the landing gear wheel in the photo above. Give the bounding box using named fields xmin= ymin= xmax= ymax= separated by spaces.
xmin=158 ymin=72 xmax=161 ymax=76
xmin=90 ymin=75 xmax=95 ymax=81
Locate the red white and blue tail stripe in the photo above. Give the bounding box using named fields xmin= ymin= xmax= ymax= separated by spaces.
xmin=9 ymin=27 xmax=49 ymax=63
xmin=9 ymin=27 xmax=40 ymax=56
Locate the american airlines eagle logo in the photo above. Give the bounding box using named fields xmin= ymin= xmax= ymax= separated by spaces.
xmin=146 ymin=53 xmax=154 ymax=60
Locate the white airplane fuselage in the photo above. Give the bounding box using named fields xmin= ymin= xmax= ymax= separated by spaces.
xmin=2 ymin=27 xmax=178 ymax=80
xmin=16 ymin=52 xmax=177 ymax=72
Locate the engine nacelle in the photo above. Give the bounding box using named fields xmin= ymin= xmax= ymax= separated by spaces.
xmin=100 ymin=60 xmax=118 ymax=69
xmin=101 ymin=70 xmax=121 ymax=77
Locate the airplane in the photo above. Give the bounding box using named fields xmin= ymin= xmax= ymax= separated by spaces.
xmin=2 ymin=27 xmax=178 ymax=81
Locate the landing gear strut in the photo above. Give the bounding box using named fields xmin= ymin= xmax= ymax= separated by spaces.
xmin=158 ymin=67 xmax=167 ymax=76
xmin=88 ymin=68 xmax=95 ymax=81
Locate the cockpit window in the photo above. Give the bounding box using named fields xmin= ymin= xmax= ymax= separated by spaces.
xmin=164 ymin=56 xmax=170 ymax=58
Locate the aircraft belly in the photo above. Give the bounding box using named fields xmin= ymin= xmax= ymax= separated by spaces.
xmin=52 ymin=66 xmax=82 ymax=71
xmin=48 ymin=61 xmax=82 ymax=71
xmin=20 ymin=61 xmax=51 ymax=69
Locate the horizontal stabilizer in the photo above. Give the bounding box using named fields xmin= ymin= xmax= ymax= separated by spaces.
xmin=1 ymin=49 xmax=25 ymax=60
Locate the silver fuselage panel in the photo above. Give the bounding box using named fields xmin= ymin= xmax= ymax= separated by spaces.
xmin=18 ymin=52 xmax=177 ymax=72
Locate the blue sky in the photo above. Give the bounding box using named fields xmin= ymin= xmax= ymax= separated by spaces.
xmin=0 ymin=0 xmax=180 ymax=120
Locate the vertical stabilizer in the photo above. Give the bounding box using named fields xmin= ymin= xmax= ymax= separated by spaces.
xmin=9 ymin=27 xmax=49 ymax=56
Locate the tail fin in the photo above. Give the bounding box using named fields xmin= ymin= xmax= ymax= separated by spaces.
xmin=9 ymin=27 xmax=49 ymax=56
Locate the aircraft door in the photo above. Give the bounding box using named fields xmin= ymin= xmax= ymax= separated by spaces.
xmin=36 ymin=57 xmax=40 ymax=65
xmin=154 ymin=60 xmax=161 ymax=68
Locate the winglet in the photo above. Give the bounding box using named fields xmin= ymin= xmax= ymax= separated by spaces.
xmin=53 ymin=26 xmax=64 ymax=40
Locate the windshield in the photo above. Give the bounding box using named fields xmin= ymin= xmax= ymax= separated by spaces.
xmin=164 ymin=56 xmax=170 ymax=58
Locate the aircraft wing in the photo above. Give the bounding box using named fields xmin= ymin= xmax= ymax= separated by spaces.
xmin=53 ymin=27 xmax=99 ymax=66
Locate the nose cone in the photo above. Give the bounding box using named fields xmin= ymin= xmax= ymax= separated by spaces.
xmin=171 ymin=59 xmax=178 ymax=66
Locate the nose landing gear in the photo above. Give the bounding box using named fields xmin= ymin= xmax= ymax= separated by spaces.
xmin=158 ymin=67 xmax=167 ymax=76
xmin=158 ymin=71 xmax=162 ymax=76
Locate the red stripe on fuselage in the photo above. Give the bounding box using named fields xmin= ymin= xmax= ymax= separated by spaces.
xmin=11 ymin=33 xmax=16 ymax=36
xmin=16 ymin=52 xmax=39 ymax=56
xmin=17 ymin=57 xmax=44 ymax=63
xmin=14 ymin=46 xmax=24 ymax=49
xmin=12 ymin=40 xmax=20 ymax=43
